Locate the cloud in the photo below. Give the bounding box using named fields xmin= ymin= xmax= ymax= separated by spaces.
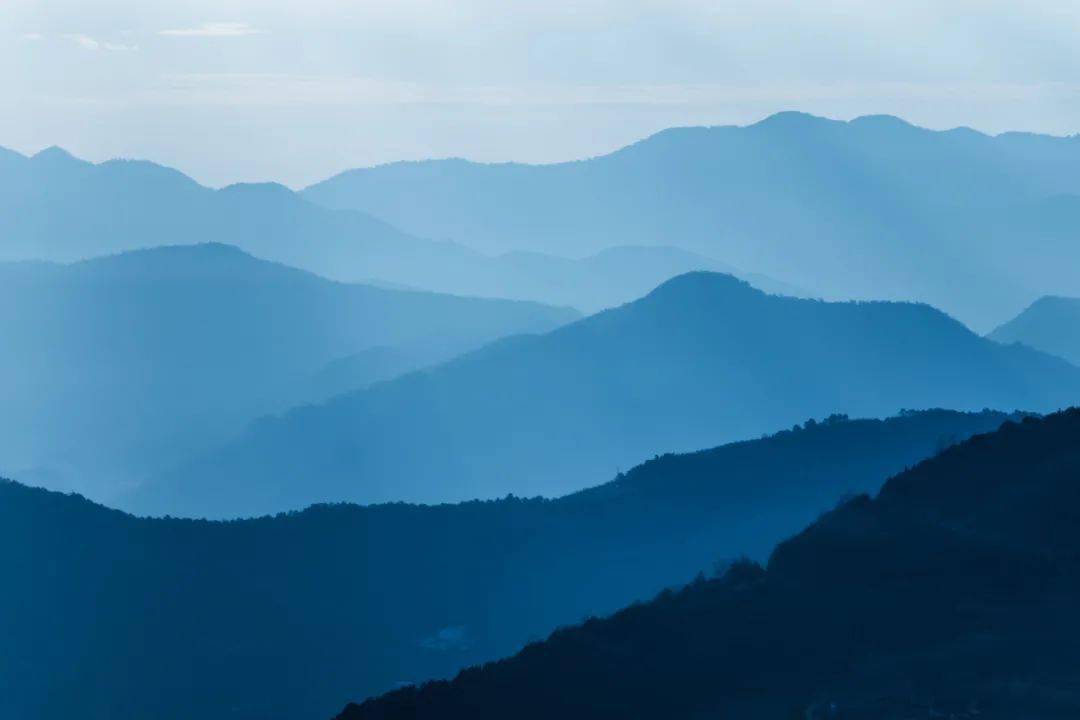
xmin=158 ymin=22 xmax=265 ymax=38
xmin=63 ymin=34 xmax=136 ymax=51
xmin=64 ymin=34 xmax=100 ymax=50
xmin=22 ymin=33 xmax=43 ymax=41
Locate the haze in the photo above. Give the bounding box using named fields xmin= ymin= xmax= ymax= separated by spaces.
xmin=4 ymin=0 xmax=1080 ymax=186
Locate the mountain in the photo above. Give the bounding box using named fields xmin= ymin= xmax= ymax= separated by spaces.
xmin=440 ymin=245 xmax=809 ymax=312
xmin=0 ymin=146 xmax=462 ymax=276
xmin=0 ymin=409 xmax=1013 ymax=720
xmin=305 ymin=112 xmax=1080 ymax=330
xmin=0 ymin=145 xmax=786 ymax=312
xmin=137 ymin=272 xmax=1080 ymax=518
xmin=338 ymin=407 xmax=1080 ymax=720
xmin=989 ymin=295 xmax=1080 ymax=366
xmin=0 ymin=244 xmax=575 ymax=503
xmin=304 ymin=346 xmax=430 ymax=405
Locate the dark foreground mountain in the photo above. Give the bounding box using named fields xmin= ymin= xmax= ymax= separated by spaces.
xmin=0 ymin=410 xmax=1010 ymax=720
xmin=0 ymin=145 xmax=785 ymax=312
xmin=0 ymin=244 xmax=574 ymax=503
xmin=306 ymin=112 xmax=1080 ymax=329
xmin=989 ymin=295 xmax=1080 ymax=366
xmin=141 ymin=272 xmax=1080 ymax=518
xmin=339 ymin=408 xmax=1080 ymax=720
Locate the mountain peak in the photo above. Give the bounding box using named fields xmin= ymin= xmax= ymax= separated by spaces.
xmin=0 ymin=145 xmax=27 ymax=161
xmin=642 ymin=271 xmax=764 ymax=306
xmin=989 ymin=294 xmax=1080 ymax=366
xmin=750 ymin=111 xmax=841 ymax=132
xmin=217 ymin=181 xmax=304 ymax=207
xmin=1031 ymin=294 xmax=1079 ymax=308
xmin=218 ymin=181 xmax=295 ymax=196
xmin=31 ymin=145 xmax=81 ymax=164
xmin=849 ymin=114 xmax=916 ymax=131
xmin=95 ymin=157 xmax=206 ymax=190
xmin=71 ymin=243 xmax=267 ymax=280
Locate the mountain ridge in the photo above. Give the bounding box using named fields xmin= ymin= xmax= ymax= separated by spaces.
xmin=337 ymin=407 xmax=1080 ymax=720
xmin=303 ymin=111 xmax=1080 ymax=329
xmin=0 ymin=409 xmax=1017 ymax=720
xmin=0 ymin=242 xmax=575 ymax=502
xmin=136 ymin=270 xmax=1080 ymax=518
xmin=989 ymin=295 xmax=1080 ymax=367
xmin=0 ymin=145 xmax=785 ymax=312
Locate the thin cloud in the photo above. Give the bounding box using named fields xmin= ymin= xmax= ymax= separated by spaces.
xmin=158 ymin=22 xmax=265 ymax=38
xmin=63 ymin=34 xmax=137 ymax=51
xmin=64 ymin=34 xmax=100 ymax=50
xmin=22 ymin=33 xmax=43 ymax=41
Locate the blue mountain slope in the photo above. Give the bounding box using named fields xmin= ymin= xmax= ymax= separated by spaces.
xmin=0 ymin=409 xmax=1014 ymax=720
xmin=0 ymin=146 xmax=789 ymax=312
xmin=989 ymin=295 xmax=1080 ymax=366
xmin=137 ymin=272 xmax=1080 ymax=518
xmin=305 ymin=112 xmax=1080 ymax=329
xmin=0 ymin=244 xmax=576 ymax=502
xmin=337 ymin=408 xmax=1080 ymax=720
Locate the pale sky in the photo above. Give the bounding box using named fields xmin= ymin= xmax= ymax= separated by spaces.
xmin=3 ymin=0 xmax=1079 ymax=187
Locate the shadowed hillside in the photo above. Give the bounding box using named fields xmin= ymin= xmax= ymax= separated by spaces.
xmin=0 ymin=410 xmax=1011 ymax=720
xmin=338 ymin=408 xmax=1080 ymax=720
xmin=0 ymin=244 xmax=575 ymax=502
xmin=306 ymin=113 xmax=1080 ymax=329
xmin=990 ymin=295 xmax=1080 ymax=366
xmin=138 ymin=272 xmax=1080 ymax=518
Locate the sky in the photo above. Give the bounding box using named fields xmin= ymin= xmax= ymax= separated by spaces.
xmin=3 ymin=0 xmax=1080 ymax=187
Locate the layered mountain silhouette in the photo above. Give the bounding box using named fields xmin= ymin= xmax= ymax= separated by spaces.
xmin=0 ymin=410 xmax=1012 ymax=720
xmin=431 ymin=244 xmax=807 ymax=311
xmin=0 ymin=145 xmax=786 ymax=312
xmin=305 ymin=346 xmax=429 ymax=405
xmin=137 ymin=272 xmax=1080 ymax=518
xmin=0 ymin=243 xmax=575 ymax=502
xmin=306 ymin=112 xmax=1080 ymax=329
xmin=339 ymin=408 xmax=1080 ymax=720
xmin=989 ymin=295 xmax=1080 ymax=366
xmin=0 ymin=145 xmax=460 ymax=273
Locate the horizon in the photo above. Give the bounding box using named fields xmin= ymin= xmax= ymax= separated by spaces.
xmin=6 ymin=0 xmax=1080 ymax=186
xmin=6 ymin=109 xmax=1079 ymax=190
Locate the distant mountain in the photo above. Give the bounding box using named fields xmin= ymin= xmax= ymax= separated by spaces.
xmin=0 ymin=146 xmax=457 ymax=274
xmin=0 ymin=145 xmax=788 ymax=312
xmin=0 ymin=244 xmax=575 ymax=502
xmin=305 ymin=112 xmax=1080 ymax=329
xmin=444 ymin=245 xmax=809 ymax=312
xmin=137 ymin=272 xmax=1080 ymax=518
xmin=0 ymin=409 xmax=1013 ymax=720
xmin=339 ymin=408 xmax=1080 ymax=720
xmin=989 ymin=295 xmax=1080 ymax=366
xmin=304 ymin=346 xmax=429 ymax=405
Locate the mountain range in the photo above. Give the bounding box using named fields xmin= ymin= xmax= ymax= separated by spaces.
xmin=0 ymin=144 xmax=785 ymax=313
xmin=134 ymin=271 xmax=1080 ymax=519
xmin=4 ymin=110 xmax=1079 ymax=720
xmin=339 ymin=407 xmax=1080 ymax=720
xmin=990 ymin=295 xmax=1080 ymax=367
xmin=0 ymin=409 xmax=1012 ymax=720
xmin=306 ymin=112 xmax=1080 ymax=330
xmin=0 ymin=243 xmax=574 ymax=502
